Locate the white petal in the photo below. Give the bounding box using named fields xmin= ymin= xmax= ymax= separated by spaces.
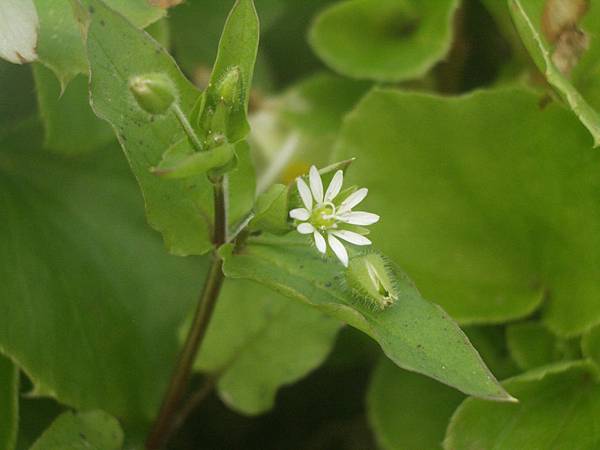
xmin=297 ymin=222 xmax=314 ymax=234
xmin=313 ymin=231 xmax=327 ymax=254
xmin=338 ymin=211 xmax=380 ymax=226
xmin=338 ymin=188 xmax=368 ymax=213
xmin=0 ymin=0 xmax=38 ymax=64
xmin=296 ymin=177 xmax=313 ymax=210
xmin=327 ymin=234 xmax=349 ymax=267
xmin=289 ymin=208 xmax=310 ymax=221
xmin=331 ymin=230 xmax=372 ymax=246
xmin=309 ymin=165 xmax=324 ymax=204
xmin=324 ymin=170 xmax=344 ymax=202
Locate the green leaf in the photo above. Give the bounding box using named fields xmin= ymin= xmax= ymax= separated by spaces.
xmin=507 ymin=321 xmax=579 ymax=371
xmin=335 ymin=87 xmax=600 ymax=335
xmin=248 ymin=183 xmax=290 ymax=234
xmin=30 ymin=410 xmax=123 ymax=450
xmin=81 ymin=0 xmax=213 ymax=255
xmin=0 ymin=354 xmax=19 ymax=450
xmin=308 ymin=0 xmax=460 ymax=82
xmin=367 ymin=357 xmax=464 ymax=450
xmin=0 ymin=131 xmax=205 ymax=422
xmin=189 ymin=279 xmax=342 ymax=415
xmin=582 ymin=324 xmax=600 ymax=367
xmin=444 ymin=361 xmax=600 ymax=450
xmin=198 ymin=0 xmax=259 ymax=144
xmin=32 ymin=63 xmax=114 ymax=154
xmin=152 ymin=141 xmax=235 ymax=179
xmin=465 ymin=327 xmax=520 ymax=381
xmin=219 ymin=234 xmax=513 ymax=401
xmin=508 ymin=0 xmax=600 ymax=146
xmin=33 ymin=0 xmax=165 ymax=88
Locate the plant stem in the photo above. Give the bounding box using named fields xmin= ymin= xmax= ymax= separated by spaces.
xmin=146 ymin=179 xmax=227 ymax=450
xmin=172 ymin=103 xmax=204 ymax=152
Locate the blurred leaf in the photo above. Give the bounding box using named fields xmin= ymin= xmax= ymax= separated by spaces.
xmin=509 ymin=0 xmax=600 ymax=146
xmin=30 ymin=410 xmax=123 ymax=450
xmin=0 ymin=61 xmax=36 ymax=132
xmin=33 ymin=0 xmax=164 ymax=88
xmin=0 ymin=0 xmax=38 ymax=64
xmin=32 ymin=63 xmax=114 ymax=154
xmin=367 ymin=357 xmax=463 ymax=450
xmin=335 ymin=88 xmax=600 ymax=335
xmin=190 ymin=279 xmax=342 ymax=415
xmin=308 ymin=0 xmax=459 ymax=82
xmin=465 ymin=327 xmax=520 ymax=380
xmin=197 ymin=0 xmax=259 ymax=144
xmin=506 ymin=321 xmax=579 ymax=370
xmin=81 ymin=0 xmax=213 ymax=256
xmin=0 ymin=130 xmax=205 ymax=422
xmin=219 ymin=234 xmax=513 ymax=401
xmin=249 ymin=184 xmax=290 ymax=234
xmin=445 ymin=361 xmax=600 ymax=449
xmin=0 ymin=354 xmax=19 ymax=450
xmin=16 ymin=398 xmax=64 ymax=450
xmin=581 ymin=324 xmax=600 ymax=367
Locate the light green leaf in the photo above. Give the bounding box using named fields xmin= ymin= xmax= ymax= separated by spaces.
xmin=582 ymin=324 xmax=600 ymax=367
xmin=197 ymin=0 xmax=259 ymax=144
xmin=335 ymin=87 xmax=600 ymax=335
xmin=444 ymin=361 xmax=600 ymax=450
xmin=248 ymin=183 xmax=290 ymax=234
xmin=32 ymin=63 xmax=114 ymax=154
xmin=367 ymin=357 xmax=464 ymax=450
xmin=308 ymin=0 xmax=459 ymax=82
xmin=34 ymin=0 xmax=164 ymax=88
xmin=219 ymin=234 xmax=513 ymax=401
xmin=465 ymin=327 xmax=520 ymax=381
xmin=507 ymin=321 xmax=579 ymax=371
xmin=0 ymin=129 xmax=205 ymax=422
xmin=508 ymin=0 xmax=600 ymax=146
xmin=30 ymin=410 xmax=123 ymax=450
xmin=0 ymin=354 xmax=19 ymax=450
xmin=81 ymin=0 xmax=213 ymax=255
xmin=190 ymin=279 xmax=342 ymax=415
xmin=0 ymin=0 xmax=38 ymax=64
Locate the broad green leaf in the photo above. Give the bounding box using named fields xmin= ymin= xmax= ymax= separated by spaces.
xmin=248 ymin=183 xmax=290 ymax=234
xmin=219 ymin=234 xmax=513 ymax=401
xmin=507 ymin=321 xmax=579 ymax=371
xmin=189 ymin=279 xmax=342 ymax=415
xmin=32 ymin=63 xmax=114 ymax=154
xmin=0 ymin=0 xmax=38 ymax=64
xmin=30 ymin=410 xmax=123 ymax=450
xmin=198 ymin=0 xmax=259 ymax=144
xmin=367 ymin=357 xmax=464 ymax=450
xmin=335 ymin=88 xmax=600 ymax=335
xmin=0 ymin=61 xmax=36 ymax=132
xmin=508 ymin=0 xmax=600 ymax=146
xmin=308 ymin=0 xmax=459 ymax=82
xmin=582 ymin=324 xmax=600 ymax=367
xmin=465 ymin=327 xmax=520 ymax=381
xmin=80 ymin=0 xmax=212 ymax=255
xmin=0 ymin=354 xmax=19 ymax=450
xmin=34 ymin=0 xmax=164 ymax=88
xmin=0 ymin=129 xmax=205 ymax=422
xmin=444 ymin=361 xmax=600 ymax=449
xmin=16 ymin=398 xmax=64 ymax=450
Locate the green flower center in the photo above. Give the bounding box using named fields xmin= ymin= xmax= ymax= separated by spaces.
xmin=310 ymin=203 xmax=337 ymax=229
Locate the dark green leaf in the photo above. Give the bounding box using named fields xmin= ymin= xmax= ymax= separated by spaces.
xmin=308 ymin=0 xmax=459 ymax=82
xmin=0 ymin=354 xmax=19 ymax=450
xmin=219 ymin=234 xmax=513 ymax=401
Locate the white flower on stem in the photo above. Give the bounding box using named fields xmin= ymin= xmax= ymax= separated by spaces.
xmin=289 ymin=165 xmax=379 ymax=267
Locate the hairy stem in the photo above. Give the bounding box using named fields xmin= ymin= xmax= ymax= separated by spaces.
xmin=146 ymin=179 xmax=227 ymax=450
xmin=172 ymin=103 xmax=204 ymax=152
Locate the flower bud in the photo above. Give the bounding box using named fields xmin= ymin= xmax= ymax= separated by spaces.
xmin=216 ymin=66 xmax=242 ymax=108
xmin=346 ymin=253 xmax=398 ymax=310
xmin=129 ymin=73 xmax=176 ymax=115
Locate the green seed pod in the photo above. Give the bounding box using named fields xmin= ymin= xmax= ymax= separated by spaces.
xmin=346 ymin=253 xmax=398 ymax=310
xmin=216 ymin=66 xmax=242 ymax=108
xmin=129 ymin=73 xmax=177 ymax=115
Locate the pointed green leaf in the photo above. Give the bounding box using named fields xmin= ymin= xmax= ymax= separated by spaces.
xmin=189 ymin=279 xmax=342 ymax=415
xmin=335 ymin=87 xmax=600 ymax=335
xmin=248 ymin=184 xmax=290 ymax=234
xmin=32 ymin=63 xmax=114 ymax=154
xmin=33 ymin=0 xmax=165 ymax=87
xmin=30 ymin=410 xmax=123 ymax=450
xmin=219 ymin=234 xmax=513 ymax=401
xmin=0 ymin=128 xmax=205 ymax=421
xmin=445 ymin=361 xmax=600 ymax=450
xmin=0 ymin=354 xmax=19 ymax=450
xmin=80 ymin=0 xmax=213 ymax=255
xmin=368 ymin=357 xmax=464 ymax=450
xmin=308 ymin=0 xmax=459 ymax=82
xmin=508 ymin=0 xmax=600 ymax=146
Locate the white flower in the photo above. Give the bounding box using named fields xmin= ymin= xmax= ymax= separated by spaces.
xmin=289 ymin=165 xmax=379 ymax=267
